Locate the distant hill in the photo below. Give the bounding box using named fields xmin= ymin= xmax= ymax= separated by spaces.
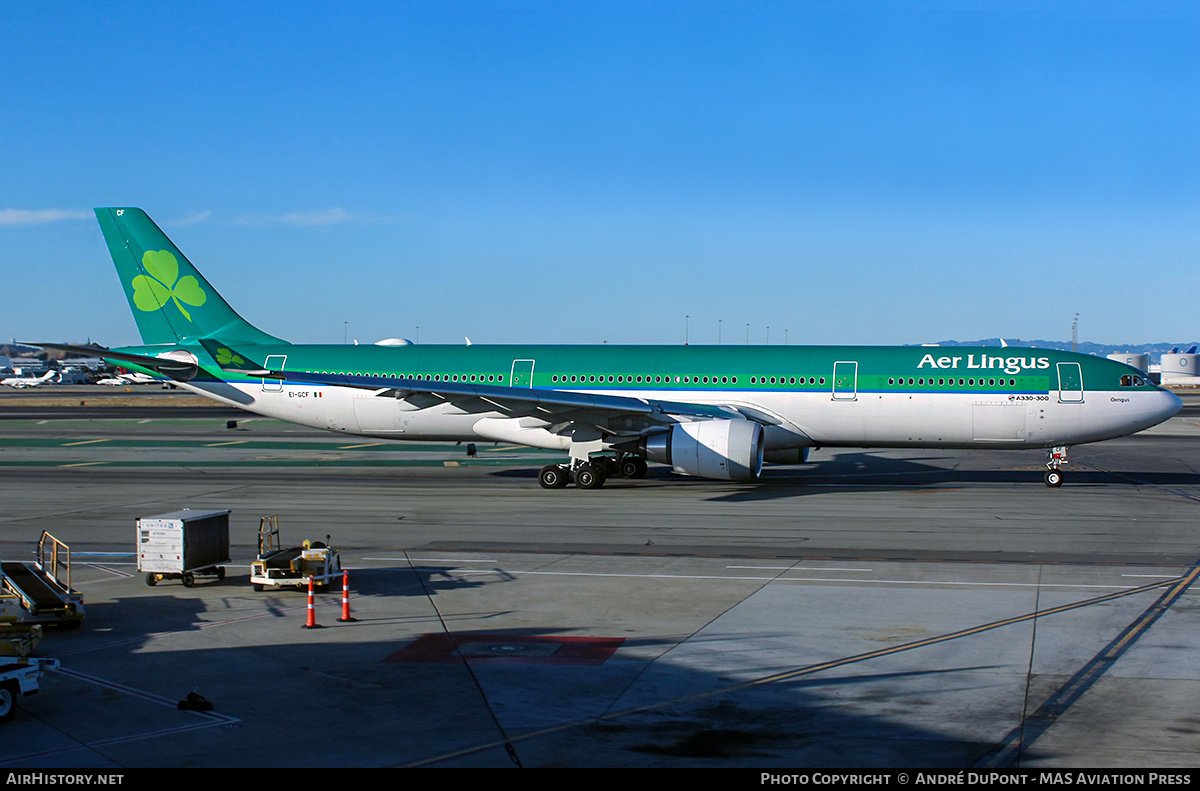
xmin=1 ymin=341 xmax=112 ymax=361
xmin=0 ymin=342 xmax=41 ymax=358
xmin=919 ymin=339 xmax=1200 ymax=360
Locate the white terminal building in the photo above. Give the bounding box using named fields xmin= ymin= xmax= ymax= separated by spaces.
xmin=1109 ymin=350 xmax=1200 ymax=386
xmin=1159 ymin=351 xmax=1200 ymax=385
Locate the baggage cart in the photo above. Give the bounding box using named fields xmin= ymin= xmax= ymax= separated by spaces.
xmin=137 ymin=509 xmax=231 ymax=587
xmin=251 ymin=515 xmax=341 ymax=591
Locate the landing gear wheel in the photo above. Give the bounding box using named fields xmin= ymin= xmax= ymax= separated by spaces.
xmin=574 ymin=462 xmax=606 ymax=489
xmin=1045 ymin=470 xmax=1064 ymax=487
xmin=539 ymin=465 xmax=570 ymax=489
xmin=0 ymin=683 xmax=15 ymax=722
xmin=619 ymin=457 xmax=648 ymax=479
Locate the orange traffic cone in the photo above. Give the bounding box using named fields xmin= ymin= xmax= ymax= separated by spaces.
xmin=337 ymin=570 xmax=357 ymax=622
xmin=302 ymin=576 xmax=323 ymax=629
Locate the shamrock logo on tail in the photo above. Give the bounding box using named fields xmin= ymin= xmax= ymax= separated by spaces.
xmin=132 ymin=250 xmax=207 ymax=321
xmin=215 ymin=348 xmax=245 ymax=366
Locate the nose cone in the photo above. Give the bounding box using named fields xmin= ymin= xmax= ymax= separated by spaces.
xmin=1150 ymin=388 xmax=1184 ymax=427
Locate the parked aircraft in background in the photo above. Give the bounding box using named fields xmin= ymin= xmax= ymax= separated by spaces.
xmin=95 ymin=371 xmax=159 ymax=386
xmin=1 ymin=370 xmax=58 ymax=389
xmin=33 ymin=208 xmax=1182 ymax=489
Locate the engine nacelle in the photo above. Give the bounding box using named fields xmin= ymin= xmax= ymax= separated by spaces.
xmin=643 ymin=419 xmax=764 ymax=481
xmin=155 ymin=350 xmax=199 ymax=382
xmin=763 ymin=447 xmax=809 ymax=464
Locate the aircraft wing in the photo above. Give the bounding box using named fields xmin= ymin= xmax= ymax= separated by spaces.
xmin=201 ymin=340 xmax=771 ymax=437
xmin=289 ymin=370 xmax=757 ymax=434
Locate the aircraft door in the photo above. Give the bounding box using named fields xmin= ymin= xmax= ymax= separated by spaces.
xmin=1057 ymin=362 xmax=1083 ymax=403
xmin=511 ymin=359 xmax=535 ymax=388
xmin=262 ymin=355 xmax=286 ymax=392
xmin=832 ymin=361 xmax=857 ymax=401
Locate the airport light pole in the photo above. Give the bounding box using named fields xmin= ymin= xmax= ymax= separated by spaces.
xmin=718 ymin=319 xmax=722 ymax=345
xmin=685 ymin=315 xmax=689 ymax=345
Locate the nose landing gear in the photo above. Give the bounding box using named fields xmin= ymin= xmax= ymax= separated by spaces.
xmin=1044 ymin=446 xmax=1068 ymax=487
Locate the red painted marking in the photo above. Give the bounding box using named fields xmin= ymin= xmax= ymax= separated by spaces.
xmin=384 ymin=633 xmax=624 ymax=665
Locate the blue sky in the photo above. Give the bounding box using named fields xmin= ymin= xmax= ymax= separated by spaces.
xmin=2 ymin=1 xmax=1198 ymax=348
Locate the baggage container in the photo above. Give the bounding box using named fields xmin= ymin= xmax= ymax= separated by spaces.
xmin=137 ymin=509 xmax=230 ymax=587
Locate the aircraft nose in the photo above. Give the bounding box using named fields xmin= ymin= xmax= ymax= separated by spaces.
xmin=1154 ymin=388 xmax=1184 ymax=425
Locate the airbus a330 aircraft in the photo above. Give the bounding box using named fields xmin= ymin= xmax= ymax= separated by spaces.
xmin=35 ymin=208 xmax=1182 ymax=489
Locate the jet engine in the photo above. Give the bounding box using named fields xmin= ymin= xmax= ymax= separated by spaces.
xmin=763 ymin=447 xmax=809 ymax=464
xmin=155 ymin=350 xmax=200 ymax=382
xmin=643 ymin=419 xmax=764 ymax=481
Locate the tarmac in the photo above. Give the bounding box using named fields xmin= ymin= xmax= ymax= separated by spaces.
xmin=1 ymin=386 xmax=1199 ymax=768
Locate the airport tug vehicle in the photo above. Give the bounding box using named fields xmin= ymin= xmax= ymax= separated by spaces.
xmin=0 ymin=534 xmax=69 ymax=723
xmin=251 ymin=516 xmax=341 ymax=592
xmin=0 ymin=657 xmax=59 ymax=722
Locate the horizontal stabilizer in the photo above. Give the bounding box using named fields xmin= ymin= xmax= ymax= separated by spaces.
xmin=196 ymin=339 xmax=278 ymax=377
xmin=27 ymin=343 xmax=199 ymax=381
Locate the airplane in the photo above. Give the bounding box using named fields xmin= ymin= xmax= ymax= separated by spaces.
xmin=32 ymin=208 xmax=1182 ymax=489
xmin=1 ymin=370 xmax=58 ymax=389
xmin=97 ymin=371 xmax=159 ymax=385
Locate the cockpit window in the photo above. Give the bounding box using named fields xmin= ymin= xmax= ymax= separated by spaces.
xmin=1120 ymin=375 xmax=1145 ymax=387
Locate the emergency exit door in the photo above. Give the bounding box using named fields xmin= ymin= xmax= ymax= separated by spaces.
xmin=511 ymin=359 xmax=535 ymax=388
xmin=1057 ymin=362 xmax=1083 ymax=403
xmin=832 ymin=361 xmax=858 ymax=401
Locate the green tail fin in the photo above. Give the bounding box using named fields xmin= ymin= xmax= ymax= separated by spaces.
xmin=96 ymin=208 xmax=287 ymax=346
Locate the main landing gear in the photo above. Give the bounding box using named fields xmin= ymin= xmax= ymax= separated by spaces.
xmin=538 ymin=454 xmax=648 ymax=490
xmin=1044 ymin=446 xmax=1068 ymax=487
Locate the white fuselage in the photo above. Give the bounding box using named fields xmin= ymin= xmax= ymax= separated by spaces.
xmin=177 ymin=378 xmax=1181 ymax=453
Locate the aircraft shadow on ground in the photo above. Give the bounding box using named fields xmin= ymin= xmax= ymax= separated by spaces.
xmin=494 ymin=450 xmax=1200 ymax=502
xmin=125 ymin=566 xmax=505 ymax=603
xmin=23 ymin=599 xmax=1035 ymax=768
